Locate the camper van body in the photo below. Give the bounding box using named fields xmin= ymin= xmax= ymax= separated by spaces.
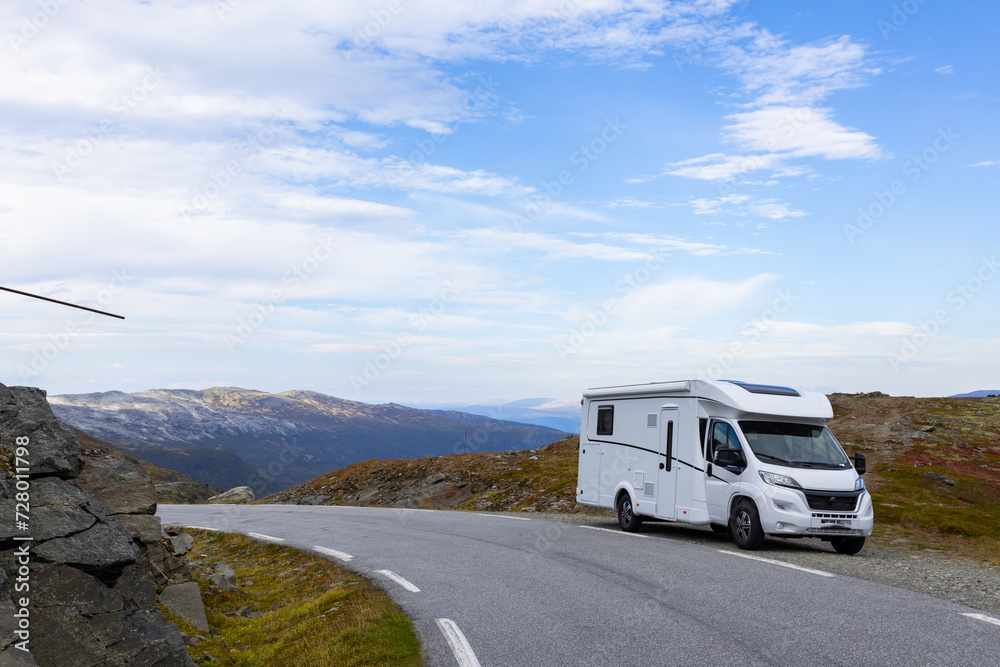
xmin=576 ymin=380 xmax=873 ymax=551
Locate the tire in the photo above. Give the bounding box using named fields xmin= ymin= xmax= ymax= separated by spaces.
xmin=730 ymin=499 xmax=765 ymax=550
xmin=617 ymin=493 xmax=643 ymax=533
xmin=831 ymin=537 xmax=866 ymax=555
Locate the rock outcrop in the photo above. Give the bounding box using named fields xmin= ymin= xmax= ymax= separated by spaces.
xmin=0 ymin=383 xmax=194 ymax=666
xmin=206 ymin=486 xmax=254 ymax=504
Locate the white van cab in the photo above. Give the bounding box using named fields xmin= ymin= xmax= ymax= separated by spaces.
xmin=576 ymin=380 xmax=873 ymax=554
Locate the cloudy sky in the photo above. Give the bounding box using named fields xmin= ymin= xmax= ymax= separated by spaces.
xmin=1 ymin=0 xmax=997 ymax=402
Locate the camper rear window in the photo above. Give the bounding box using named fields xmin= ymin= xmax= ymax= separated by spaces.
xmin=596 ymin=406 xmax=614 ymax=435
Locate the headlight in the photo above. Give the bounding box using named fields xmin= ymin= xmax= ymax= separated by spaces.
xmin=855 ymin=477 xmax=865 ymax=491
xmin=759 ymin=471 xmax=802 ymax=489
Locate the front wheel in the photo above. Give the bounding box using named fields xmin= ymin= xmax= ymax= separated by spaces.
xmin=617 ymin=494 xmax=643 ymax=533
xmin=730 ymin=500 xmax=765 ymax=550
xmin=831 ymin=537 xmax=866 ymax=555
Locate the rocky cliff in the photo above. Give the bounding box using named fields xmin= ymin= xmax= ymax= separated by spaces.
xmin=0 ymin=383 xmax=193 ymax=666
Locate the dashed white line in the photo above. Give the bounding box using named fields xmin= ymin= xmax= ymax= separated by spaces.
xmin=477 ymin=513 xmax=531 ymax=521
xmin=435 ymin=618 xmax=481 ymax=667
xmin=580 ymin=525 xmax=649 ymax=538
xmin=377 ymin=569 xmax=421 ymax=592
xmin=962 ymin=612 xmax=1000 ymax=627
xmin=247 ymin=532 xmax=285 ymax=543
xmin=718 ymin=550 xmax=834 ymax=577
xmin=313 ymin=546 xmax=353 ymax=562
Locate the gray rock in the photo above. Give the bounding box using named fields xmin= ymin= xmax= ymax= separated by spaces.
xmin=31 ymin=521 xmax=138 ymax=579
xmin=205 ymin=572 xmax=239 ymax=592
xmin=926 ymin=472 xmax=955 ymax=486
xmin=169 ymin=533 xmax=195 ymax=556
xmin=159 ymin=582 xmax=209 ymax=632
xmin=30 ymin=566 xmax=193 ymax=667
xmin=217 ymin=563 xmax=236 ymax=583
xmin=113 ymin=545 xmax=158 ymax=609
xmin=113 ymin=514 xmax=162 ymax=544
xmin=206 ymin=486 xmax=254 ymax=504
xmin=70 ymin=455 xmax=157 ymax=516
xmin=0 ymin=386 xmax=83 ymax=479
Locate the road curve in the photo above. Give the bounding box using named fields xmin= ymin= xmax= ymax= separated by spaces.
xmin=157 ymin=505 xmax=1000 ymax=667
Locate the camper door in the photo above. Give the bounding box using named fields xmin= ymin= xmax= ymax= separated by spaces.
xmin=655 ymin=407 xmax=678 ymax=519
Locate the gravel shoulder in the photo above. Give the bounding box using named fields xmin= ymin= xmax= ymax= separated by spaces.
xmin=514 ymin=509 xmax=1000 ymax=616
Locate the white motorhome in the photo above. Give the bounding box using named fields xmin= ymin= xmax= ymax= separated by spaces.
xmin=576 ymin=380 xmax=872 ymax=554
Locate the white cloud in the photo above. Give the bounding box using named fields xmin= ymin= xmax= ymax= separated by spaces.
xmin=665 ymin=152 xmax=784 ymax=181
xmin=724 ymin=106 xmax=884 ymax=160
xmin=934 ymin=65 xmax=954 ymax=75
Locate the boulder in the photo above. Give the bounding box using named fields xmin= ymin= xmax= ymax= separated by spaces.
xmin=30 ymin=565 xmax=192 ymax=667
xmin=159 ymin=582 xmax=209 ymax=632
xmin=71 ymin=454 xmax=157 ymax=516
xmin=207 ymin=486 xmax=254 ymax=504
xmin=0 ymin=386 xmax=83 ymax=479
xmin=31 ymin=520 xmax=138 ymax=581
xmin=113 ymin=514 xmax=162 ymax=544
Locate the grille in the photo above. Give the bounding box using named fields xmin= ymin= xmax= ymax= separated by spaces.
xmin=804 ymin=493 xmax=859 ymax=512
xmin=643 ymin=481 xmax=655 ymax=496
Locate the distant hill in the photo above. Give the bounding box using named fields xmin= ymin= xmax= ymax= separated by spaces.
xmin=404 ymin=397 xmax=581 ymax=434
xmin=49 ymin=387 xmax=567 ymax=495
xmin=72 ymin=427 xmax=220 ymax=504
xmin=949 ymin=390 xmax=1000 ymax=398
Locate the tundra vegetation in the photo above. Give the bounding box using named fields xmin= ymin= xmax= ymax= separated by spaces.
xmin=162 ymin=530 xmax=422 ymax=667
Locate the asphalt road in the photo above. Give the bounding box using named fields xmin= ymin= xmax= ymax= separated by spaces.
xmin=157 ymin=505 xmax=1000 ymax=666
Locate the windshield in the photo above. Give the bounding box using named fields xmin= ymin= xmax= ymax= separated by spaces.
xmin=738 ymin=421 xmax=850 ymax=469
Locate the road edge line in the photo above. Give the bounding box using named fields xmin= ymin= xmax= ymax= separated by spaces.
xmin=435 ymin=618 xmax=481 ymax=667
xmin=718 ymin=549 xmax=834 ymax=577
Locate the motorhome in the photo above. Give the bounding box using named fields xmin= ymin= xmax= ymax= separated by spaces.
xmin=576 ymin=380 xmax=872 ymax=554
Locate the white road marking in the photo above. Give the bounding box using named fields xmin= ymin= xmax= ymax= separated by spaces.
xmin=313 ymin=546 xmax=353 ymax=562
xmin=718 ymin=550 xmax=834 ymax=577
xmin=435 ymin=618 xmax=481 ymax=667
xmin=247 ymin=532 xmax=285 ymax=543
xmin=185 ymin=526 xmax=219 ymax=532
xmin=393 ymin=508 xmax=436 ymax=512
xmin=376 ymin=569 xmax=421 ymax=592
xmin=580 ymin=525 xmax=649 ymax=538
xmin=962 ymin=612 xmax=1000 ymax=627
xmin=477 ymin=513 xmax=531 ymax=521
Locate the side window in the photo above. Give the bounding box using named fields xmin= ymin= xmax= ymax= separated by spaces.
xmin=710 ymin=421 xmax=740 ymax=457
xmin=596 ymin=406 xmax=614 ymax=435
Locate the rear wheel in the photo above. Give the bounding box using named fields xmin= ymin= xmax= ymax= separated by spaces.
xmin=617 ymin=494 xmax=643 ymax=533
xmin=831 ymin=537 xmax=866 ymax=555
xmin=730 ymin=500 xmax=765 ymax=550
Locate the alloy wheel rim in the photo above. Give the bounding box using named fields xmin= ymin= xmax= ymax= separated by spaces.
xmin=736 ymin=511 xmax=751 ymax=540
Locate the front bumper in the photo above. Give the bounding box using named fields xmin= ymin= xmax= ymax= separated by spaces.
xmin=758 ymin=484 xmax=873 ymax=538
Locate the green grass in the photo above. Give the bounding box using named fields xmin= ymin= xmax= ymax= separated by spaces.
xmin=160 ymin=530 xmax=422 ymax=667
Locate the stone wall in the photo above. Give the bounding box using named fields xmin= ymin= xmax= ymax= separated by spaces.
xmin=0 ymin=383 xmax=193 ymax=666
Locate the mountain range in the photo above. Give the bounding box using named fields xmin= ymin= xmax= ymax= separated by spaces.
xmin=403 ymin=397 xmax=582 ymax=434
xmin=49 ymin=387 xmax=567 ymax=496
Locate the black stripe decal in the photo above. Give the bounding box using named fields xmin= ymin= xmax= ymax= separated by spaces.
xmin=588 ymin=439 xmax=714 ymax=477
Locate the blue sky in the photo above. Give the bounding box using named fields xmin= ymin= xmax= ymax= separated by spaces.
xmin=1 ymin=0 xmax=997 ymax=403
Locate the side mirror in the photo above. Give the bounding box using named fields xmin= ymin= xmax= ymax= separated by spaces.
xmin=715 ymin=447 xmax=744 ymax=467
xmin=851 ymin=452 xmax=866 ymax=475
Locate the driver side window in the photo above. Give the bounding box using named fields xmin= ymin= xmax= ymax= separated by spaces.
xmin=710 ymin=421 xmax=740 ymax=459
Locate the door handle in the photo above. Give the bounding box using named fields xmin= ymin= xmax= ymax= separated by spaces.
xmin=659 ymin=462 xmax=665 ymax=470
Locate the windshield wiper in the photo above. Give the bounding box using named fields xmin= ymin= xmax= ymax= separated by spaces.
xmin=756 ymin=453 xmax=793 ymax=464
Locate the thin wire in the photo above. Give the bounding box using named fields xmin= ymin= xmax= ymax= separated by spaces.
xmin=0 ymin=285 xmax=125 ymax=320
